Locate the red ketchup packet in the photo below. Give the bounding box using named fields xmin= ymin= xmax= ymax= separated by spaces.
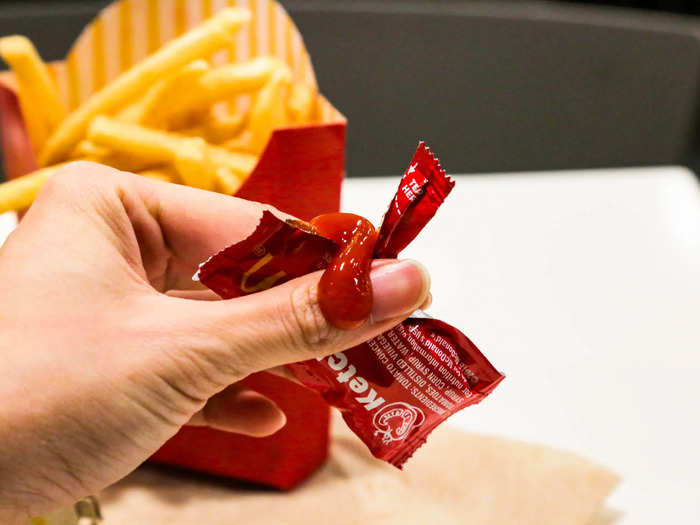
xmin=197 ymin=142 xmax=504 ymax=468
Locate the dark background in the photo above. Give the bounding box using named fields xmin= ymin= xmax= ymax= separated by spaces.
xmin=1 ymin=0 xmax=700 ymax=177
xmin=564 ymin=0 xmax=700 ymax=15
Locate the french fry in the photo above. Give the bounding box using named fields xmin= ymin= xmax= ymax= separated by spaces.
xmin=144 ymin=57 xmax=285 ymax=129
xmin=173 ymin=137 xmax=217 ymax=190
xmin=94 ymin=154 xmax=160 ymax=173
xmin=0 ymin=36 xmax=67 ymax=135
xmin=74 ymin=134 xmax=158 ymax=173
xmin=222 ymin=129 xmax=254 ymax=153
xmin=173 ymin=137 xmax=248 ymax=193
xmin=205 ymin=111 xmax=247 ymax=142
xmin=88 ymin=116 xmax=174 ymax=164
xmin=39 ymin=7 xmax=251 ymax=166
xmin=206 ymin=146 xmax=257 ymax=178
xmin=0 ymin=164 xmax=63 ymax=213
xmin=248 ymin=69 xmax=291 ymax=153
xmin=287 ymin=83 xmax=316 ymax=123
xmin=119 ymin=59 xmax=210 ymax=126
xmin=199 ymin=58 xmax=286 ymax=101
xmin=214 ymin=167 xmax=244 ymax=195
xmin=71 ymin=140 xmax=110 ymax=159
xmin=88 ymin=116 xmax=257 ymax=178
xmin=70 ymin=139 xmax=158 ymax=172
xmin=116 ymin=101 xmax=145 ymax=124
xmin=139 ymin=167 xmax=179 ymax=183
xmin=0 ymin=37 xmax=61 ymax=153
xmin=179 ymin=111 xmax=247 ymax=143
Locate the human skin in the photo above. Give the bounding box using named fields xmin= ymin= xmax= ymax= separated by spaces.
xmin=0 ymin=162 xmax=430 ymax=523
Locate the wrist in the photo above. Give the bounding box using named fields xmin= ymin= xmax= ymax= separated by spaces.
xmin=0 ymin=497 xmax=30 ymax=525
xmin=0 ymin=391 xmax=67 ymax=523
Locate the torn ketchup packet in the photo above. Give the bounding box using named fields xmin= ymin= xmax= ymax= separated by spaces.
xmin=197 ymin=142 xmax=504 ymax=468
xmin=195 ymin=210 xmax=336 ymax=297
xmin=375 ymin=142 xmax=456 ymax=258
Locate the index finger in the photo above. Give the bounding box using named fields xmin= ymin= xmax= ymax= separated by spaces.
xmin=29 ymin=162 xmax=272 ymax=292
xmin=125 ymin=170 xmax=272 ymax=290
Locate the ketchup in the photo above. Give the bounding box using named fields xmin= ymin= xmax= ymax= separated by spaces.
xmin=310 ymin=213 xmax=378 ymax=330
xmin=197 ymin=143 xmax=504 ymax=469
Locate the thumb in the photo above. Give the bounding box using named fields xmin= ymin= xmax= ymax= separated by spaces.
xmin=169 ymin=259 xmax=430 ymax=383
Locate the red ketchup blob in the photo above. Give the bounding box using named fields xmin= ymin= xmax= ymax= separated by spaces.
xmin=309 ymin=213 xmax=378 ymax=330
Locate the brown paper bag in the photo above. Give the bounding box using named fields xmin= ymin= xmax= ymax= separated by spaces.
xmin=98 ymin=414 xmax=619 ymax=524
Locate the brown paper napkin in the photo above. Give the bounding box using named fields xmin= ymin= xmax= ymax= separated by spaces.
xmin=99 ymin=415 xmax=619 ymax=524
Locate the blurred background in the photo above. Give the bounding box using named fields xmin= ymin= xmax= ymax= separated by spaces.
xmin=1 ymin=3 xmax=699 ymax=523
xmin=1 ymin=0 xmax=700 ymax=178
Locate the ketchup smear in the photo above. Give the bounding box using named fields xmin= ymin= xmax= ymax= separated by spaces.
xmin=310 ymin=213 xmax=378 ymax=330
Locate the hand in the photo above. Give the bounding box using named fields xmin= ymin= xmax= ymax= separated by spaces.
xmin=0 ymin=162 xmax=430 ymax=522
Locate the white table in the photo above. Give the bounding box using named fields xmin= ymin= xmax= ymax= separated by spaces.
xmin=342 ymin=167 xmax=700 ymax=524
xmin=0 ymin=209 xmax=17 ymax=245
xmin=2 ymin=167 xmax=699 ymax=523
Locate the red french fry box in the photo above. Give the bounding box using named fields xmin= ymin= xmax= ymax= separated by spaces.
xmin=0 ymin=0 xmax=346 ymax=489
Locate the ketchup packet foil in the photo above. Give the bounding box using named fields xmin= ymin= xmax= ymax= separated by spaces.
xmin=197 ymin=143 xmax=504 ymax=467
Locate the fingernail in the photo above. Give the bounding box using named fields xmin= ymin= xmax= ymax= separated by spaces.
xmin=420 ymin=292 xmax=433 ymax=311
xmin=371 ymin=260 xmax=430 ymax=322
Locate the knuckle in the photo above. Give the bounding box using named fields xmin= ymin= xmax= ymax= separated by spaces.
xmin=124 ymin=300 xmax=249 ymax=392
xmin=192 ymin=331 xmax=253 ymax=385
xmin=180 ymin=307 xmax=260 ymax=384
xmin=41 ymin=163 xmax=84 ymax=194
xmin=284 ymin=280 xmax=339 ymax=352
xmin=166 ymin=319 xmax=251 ymax=388
xmin=41 ymin=161 xmax=114 ymax=196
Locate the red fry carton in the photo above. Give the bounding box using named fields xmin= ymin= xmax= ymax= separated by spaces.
xmin=0 ymin=0 xmax=346 ymax=489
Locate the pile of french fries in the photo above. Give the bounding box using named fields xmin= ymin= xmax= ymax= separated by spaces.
xmin=0 ymin=7 xmax=317 ymax=214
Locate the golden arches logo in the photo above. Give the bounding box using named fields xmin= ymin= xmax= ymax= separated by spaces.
xmin=240 ymin=253 xmax=287 ymax=293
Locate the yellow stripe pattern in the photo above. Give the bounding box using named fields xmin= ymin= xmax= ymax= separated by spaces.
xmin=18 ymin=0 xmax=339 ymax=123
xmin=92 ymin=18 xmax=107 ymax=90
xmin=202 ymin=0 xmax=213 ymax=18
xmin=146 ymin=0 xmax=160 ymax=54
xmin=247 ymin=0 xmax=258 ymax=60
xmin=174 ymin=0 xmax=187 ymax=36
xmin=119 ymin=0 xmax=134 ymax=71
xmin=65 ymin=52 xmax=81 ymax=110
